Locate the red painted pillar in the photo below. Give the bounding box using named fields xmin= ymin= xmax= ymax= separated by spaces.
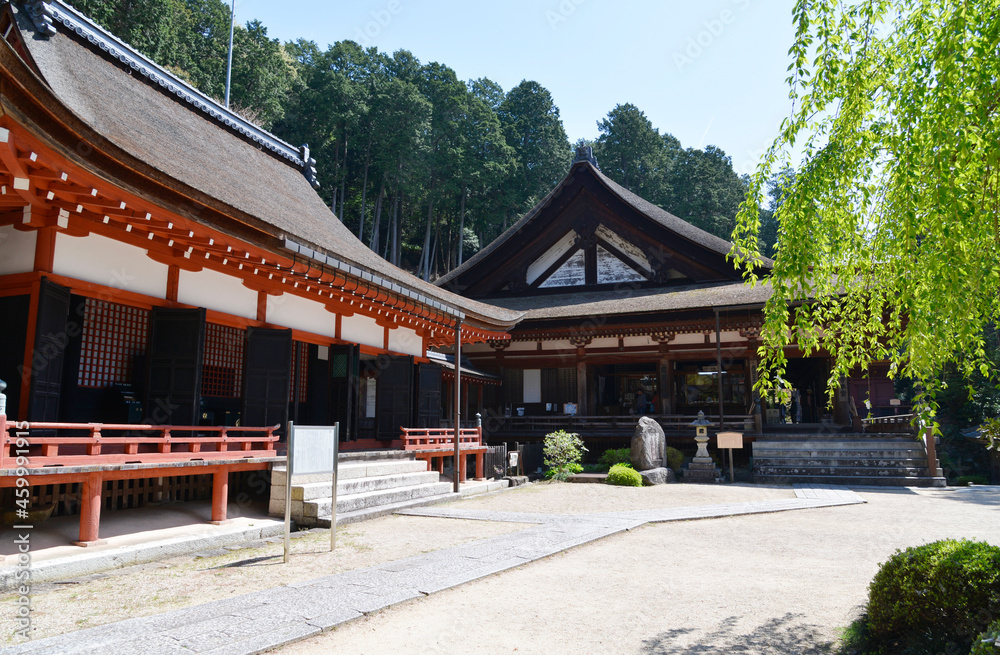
xmin=475 ymin=453 xmax=484 ymax=479
xmin=211 ymin=466 xmax=230 ymax=524
xmin=75 ymin=472 xmax=105 ymax=546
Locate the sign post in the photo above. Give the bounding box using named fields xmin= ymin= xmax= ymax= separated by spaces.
xmin=716 ymin=431 xmax=744 ymax=483
xmin=284 ymin=421 xmax=339 ymax=563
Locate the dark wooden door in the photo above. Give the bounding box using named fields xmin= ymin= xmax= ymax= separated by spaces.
xmin=28 ymin=278 xmax=71 ymax=421
xmin=415 ymin=363 xmax=442 ymax=428
xmin=242 ymin=327 xmax=292 ymax=432
xmin=146 ymin=307 xmax=206 ymax=426
xmin=328 ymin=344 xmax=359 ymax=440
xmin=376 ymin=355 xmax=413 ymax=440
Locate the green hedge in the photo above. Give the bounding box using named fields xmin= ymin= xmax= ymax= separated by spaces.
xmin=599 ymin=448 xmax=631 ymax=471
xmin=665 ymin=446 xmax=684 ymax=471
xmin=972 ymin=619 xmax=1000 ymax=655
xmin=606 ymin=463 xmax=643 ymax=487
xmin=867 ymin=539 xmax=1000 ymax=654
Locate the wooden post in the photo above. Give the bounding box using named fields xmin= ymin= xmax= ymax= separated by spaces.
xmin=210 ymin=466 xmax=230 ymax=524
xmin=74 ymin=472 xmax=106 ymax=546
xmin=924 ymin=427 xmax=938 ymax=477
xmin=715 ymin=310 xmax=724 ymax=428
xmin=453 ymin=319 xmax=462 ymax=493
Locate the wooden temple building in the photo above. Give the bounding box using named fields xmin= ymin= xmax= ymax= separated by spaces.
xmin=0 ymin=1 xmax=926 ymax=547
xmin=0 ymin=0 xmax=519 ymax=543
xmin=438 ymin=146 xmax=896 ymax=442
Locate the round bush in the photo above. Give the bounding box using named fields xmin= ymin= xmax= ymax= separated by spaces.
xmin=972 ymin=619 xmax=1000 ymax=655
xmin=867 ymin=539 xmax=1000 ymax=653
xmin=606 ymin=463 xmax=643 ymax=487
xmin=599 ymin=448 xmax=631 ymax=471
xmin=665 ymin=446 xmax=684 ymax=471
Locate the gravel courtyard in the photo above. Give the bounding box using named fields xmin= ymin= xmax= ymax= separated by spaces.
xmin=3 ymin=482 xmax=997 ymax=654
xmin=276 ymin=483 xmax=999 ymax=655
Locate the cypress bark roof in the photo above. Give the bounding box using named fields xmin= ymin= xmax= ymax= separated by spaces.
xmin=438 ymin=156 xmax=772 ymax=289
xmin=487 ymin=281 xmax=772 ymax=321
xmin=10 ymin=1 xmax=522 ymax=331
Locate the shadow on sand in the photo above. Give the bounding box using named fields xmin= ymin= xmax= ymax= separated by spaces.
xmin=642 ymin=613 xmax=835 ymax=654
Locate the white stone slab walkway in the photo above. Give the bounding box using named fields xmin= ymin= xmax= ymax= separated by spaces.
xmin=7 ymin=486 xmax=864 ymax=655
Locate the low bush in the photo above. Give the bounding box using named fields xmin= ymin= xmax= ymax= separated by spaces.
xmin=665 ymin=446 xmax=684 ymax=471
xmin=599 ymin=448 xmax=631 ymax=470
xmin=972 ymin=619 xmax=1000 ymax=655
xmin=543 ymin=430 xmax=587 ymax=481
xmin=955 ymin=474 xmax=990 ymax=486
xmin=544 ymin=462 xmax=582 ymax=480
xmin=606 ymin=463 xmax=642 ymax=487
xmin=866 ymin=539 xmax=1000 ymax=654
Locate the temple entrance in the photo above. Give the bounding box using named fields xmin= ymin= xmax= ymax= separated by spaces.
xmin=781 ymin=357 xmax=828 ymax=423
xmin=594 ymin=363 xmax=659 ymax=416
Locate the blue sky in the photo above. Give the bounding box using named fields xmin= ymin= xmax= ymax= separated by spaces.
xmin=235 ymin=0 xmax=797 ymax=176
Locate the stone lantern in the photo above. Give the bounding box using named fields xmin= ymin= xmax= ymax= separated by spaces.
xmin=684 ymin=411 xmax=721 ymax=482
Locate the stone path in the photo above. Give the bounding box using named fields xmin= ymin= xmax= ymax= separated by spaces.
xmin=8 ymin=485 xmax=864 ymax=655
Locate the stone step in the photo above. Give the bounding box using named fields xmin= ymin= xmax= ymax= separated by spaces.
xmin=272 ymin=470 xmax=442 ymax=501
xmin=304 ymin=481 xmax=455 ymax=517
xmin=755 ymin=473 xmax=946 ymax=488
xmin=754 ymin=441 xmax=922 ymax=450
xmin=756 ymin=433 xmax=917 ymax=441
xmin=311 ymin=492 xmax=462 ymax=527
xmin=754 ymin=453 xmax=926 ymax=463
xmin=337 ymin=450 xmax=414 ymax=462
xmin=755 ymin=465 xmax=929 ymax=477
xmin=753 ymin=457 xmax=930 ymax=468
xmin=271 ymin=459 xmax=428 ymax=486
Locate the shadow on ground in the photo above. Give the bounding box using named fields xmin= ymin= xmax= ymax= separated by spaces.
xmin=642 ymin=613 xmax=835 ymax=654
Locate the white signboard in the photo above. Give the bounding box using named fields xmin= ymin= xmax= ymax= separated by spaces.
xmin=285 ymin=422 xmax=339 ymax=562
xmin=290 ymin=425 xmax=339 ymax=474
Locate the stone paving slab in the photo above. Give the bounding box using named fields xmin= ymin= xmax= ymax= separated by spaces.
xmin=8 ymin=486 xmax=865 ymax=655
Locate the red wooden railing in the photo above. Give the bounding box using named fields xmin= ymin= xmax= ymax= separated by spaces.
xmin=0 ymin=421 xmax=280 ymax=469
xmin=400 ymin=426 xmax=483 ymax=450
xmin=400 ymin=426 xmax=486 ymax=481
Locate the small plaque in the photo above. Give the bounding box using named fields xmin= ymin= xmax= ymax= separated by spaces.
xmin=717 ymin=432 xmax=743 ymax=449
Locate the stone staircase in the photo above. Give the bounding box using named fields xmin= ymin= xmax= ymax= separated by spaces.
xmin=752 ymin=433 xmax=946 ymax=487
xmin=269 ymin=450 xmax=458 ymax=527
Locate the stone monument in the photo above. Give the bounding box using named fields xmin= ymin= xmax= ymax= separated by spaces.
xmin=631 ymin=416 xmax=673 ymax=484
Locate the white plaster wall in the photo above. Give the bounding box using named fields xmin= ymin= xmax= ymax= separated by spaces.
xmin=709 ymin=330 xmax=746 ymax=343
xmin=672 ymin=332 xmax=706 ymax=345
xmin=623 ymin=335 xmax=655 ymax=348
xmin=526 ymin=230 xmax=577 ymax=284
xmin=506 ymin=340 xmax=540 ymax=352
xmin=388 ymin=326 xmax=423 ymax=357
xmin=523 ymin=369 xmax=541 ymax=403
xmin=584 ymin=337 xmax=613 ymax=349
xmin=340 ymin=313 xmax=383 ymax=349
xmin=0 ymin=226 xmax=36 ymax=275
xmin=267 ymin=292 xmax=336 ymax=339
xmin=53 ymin=232 xmax=167 ymax=298
xmin=177 ymin=267 xmax=257 ymax=320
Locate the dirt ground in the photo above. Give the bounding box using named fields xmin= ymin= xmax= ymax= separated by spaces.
xmin=0 ymin=514 xmax=526 ymax=645
xmin=276 ymin=484 xmax=1000 ymax=655
xmin=3 ymin=482 xmax=998 ymax=653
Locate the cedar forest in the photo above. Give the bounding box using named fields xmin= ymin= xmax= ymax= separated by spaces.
xmin=68 ymin=0 xmax=777 ymax=280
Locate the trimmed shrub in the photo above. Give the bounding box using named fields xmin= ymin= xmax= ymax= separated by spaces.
xmin=606 ymin=463 xmax=642 ymax=487
xmin=665 ymin=446 xmax=684 ymax=471
xmin=543 ymin=430 xmax=587 ymax=481
xmin=866 ymin=539 xmax=1000 ymax=654
xmin=972 ymin=619 xmax=1000 ymax=655
xmin=544 ymin=462 xmax=582 ymax=480
xmin=599 ymin=448 xmax=631 ymax=471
